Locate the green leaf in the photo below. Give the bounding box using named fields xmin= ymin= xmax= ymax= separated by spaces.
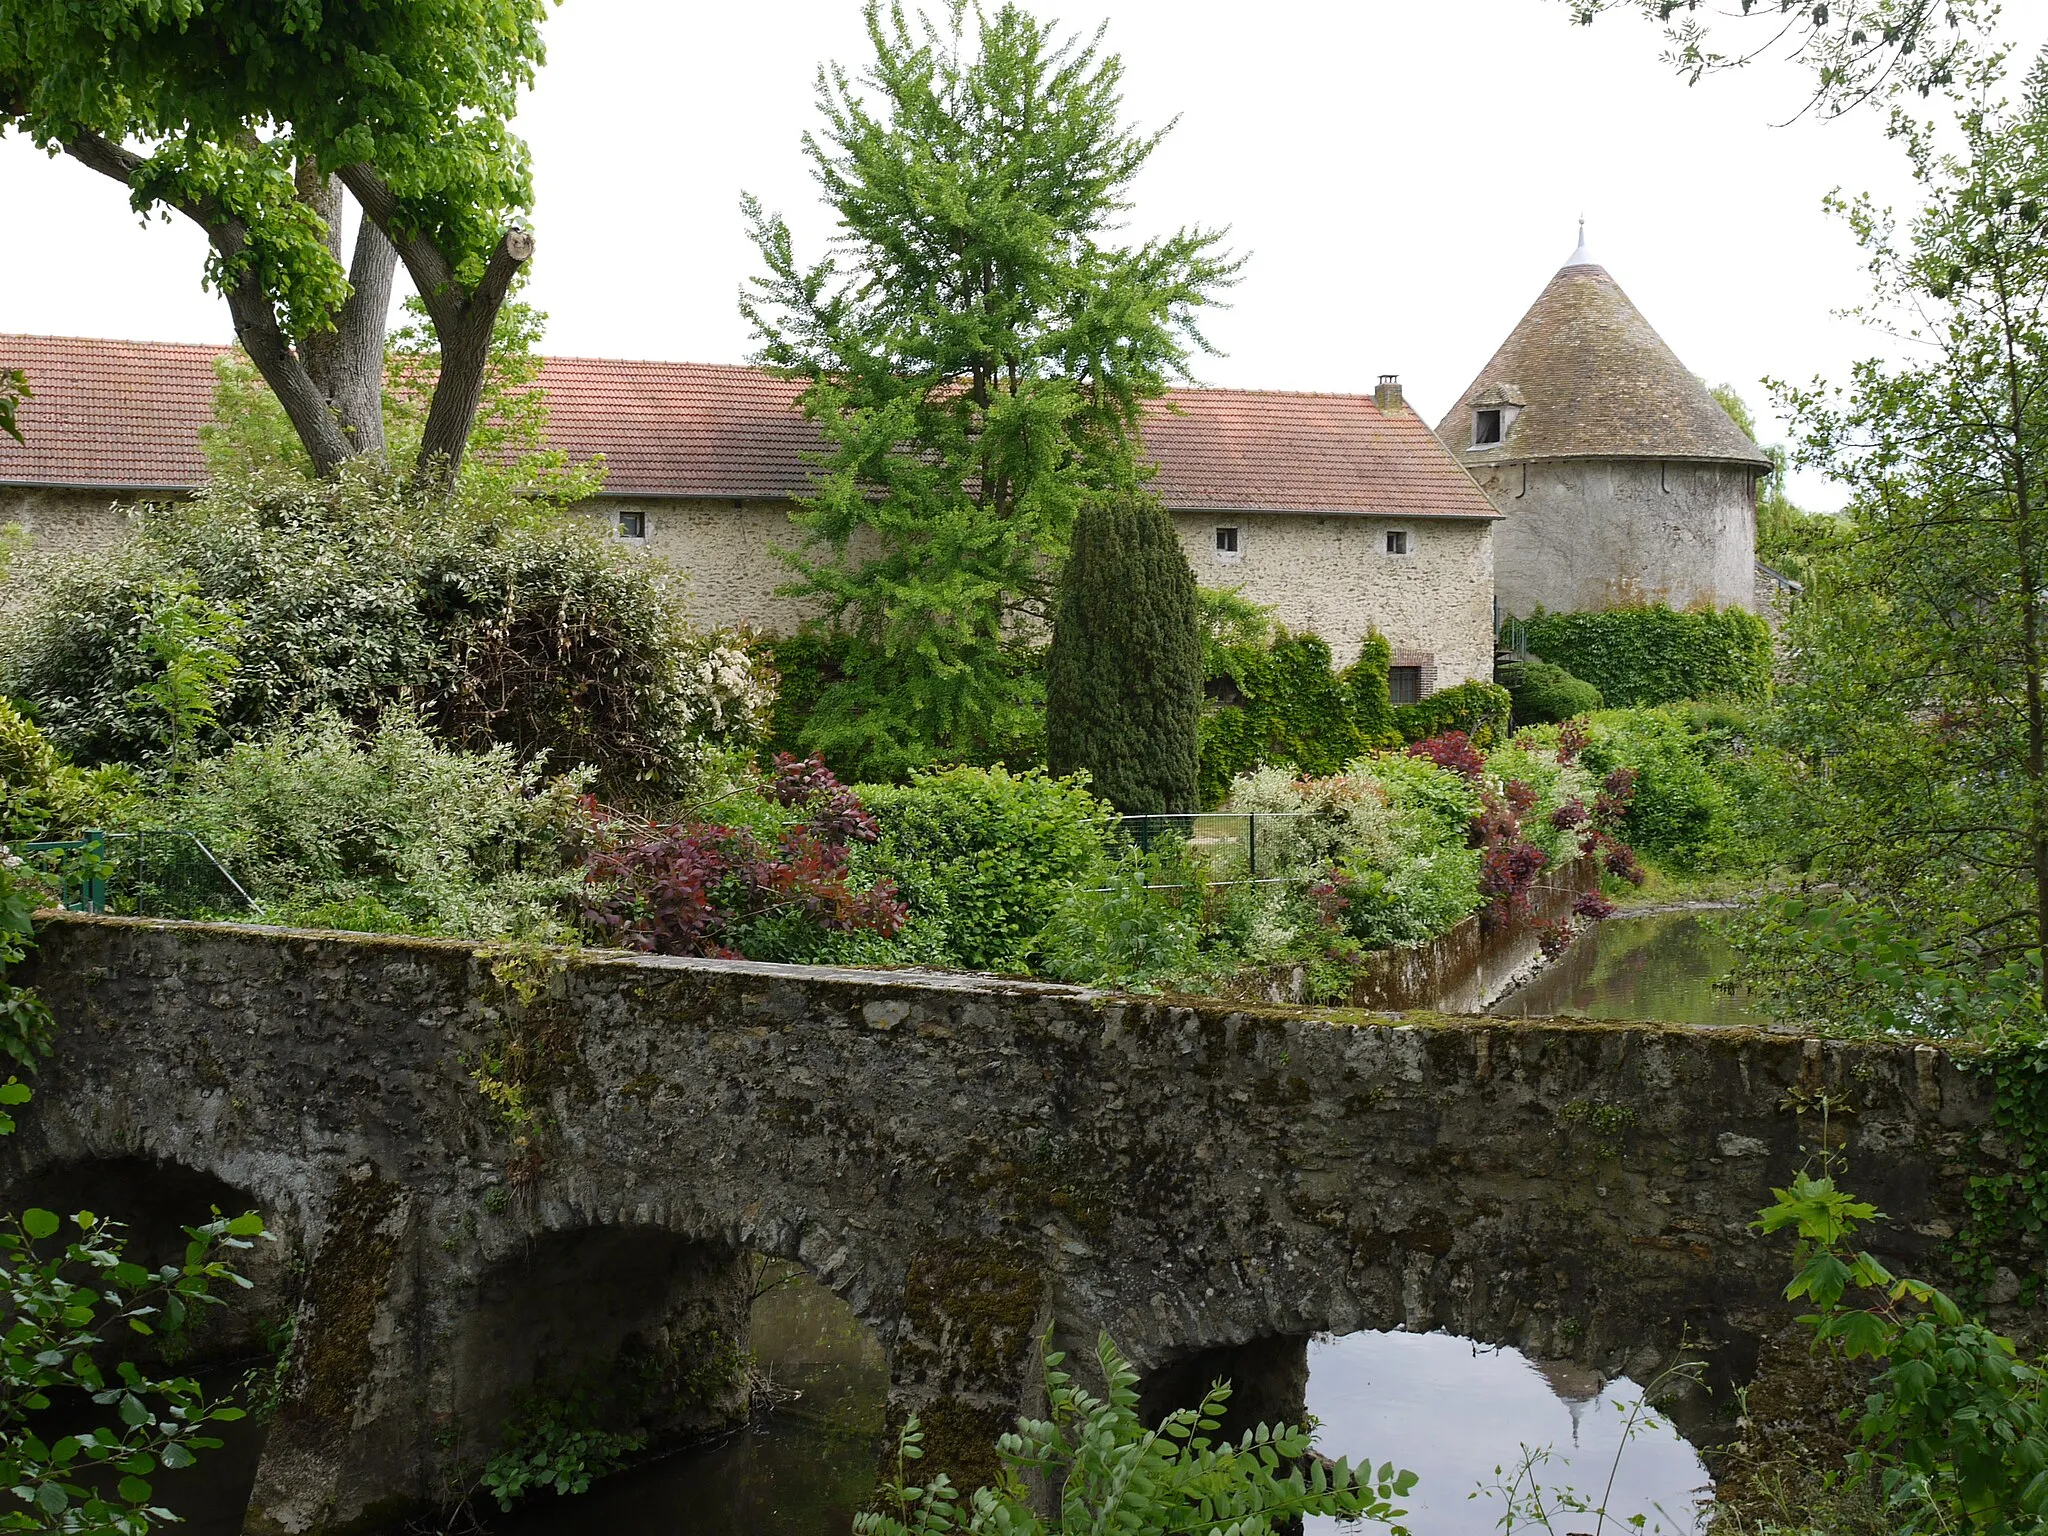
xmin=22 ymin=1209 xmax=59 ymax=1240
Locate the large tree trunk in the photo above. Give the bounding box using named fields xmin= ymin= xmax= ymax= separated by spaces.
xmin=337 ymin=164 xmax=533 ymax=490
xmin=293 ymin=163 xmax=396 ymax=462
xmin=63 ymin=133 xmax=385 ymax=479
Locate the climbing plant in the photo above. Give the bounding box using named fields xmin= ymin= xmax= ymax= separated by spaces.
xmin=1953 ymin=1038 xmax=2048 ymax=1306
xmin=1521 ymin=605 xmax=1772 ymax=707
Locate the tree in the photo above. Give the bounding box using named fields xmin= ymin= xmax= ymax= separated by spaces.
xmin=1563 ymin=0 xmax=1994 ymax=117
xmin=0 ymin=368 xmax=25 ymax=446
xmin=1046 ymin=493 xmax=1201 ymax=815
xmin=1755 ymin=50 xmax=2048 ymax=1024
xmin=0 ymin=1 xmax=556 ymax=485
xmin=742 ymin=0 xmax=1238 ymax=780
xmin=1710 ymin=381 xmax=1846 ymax=586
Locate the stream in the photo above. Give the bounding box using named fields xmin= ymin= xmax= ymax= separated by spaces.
xmin=1489 ymin=908 xmax=1778 ymax=1028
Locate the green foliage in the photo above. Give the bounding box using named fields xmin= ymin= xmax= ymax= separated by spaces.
xmin=0 ymin=848 xmax=55 ymax=1074
xmin=1711 ymin=383 xmax=1848 ymax=591
xmin=1392 ymin=679 xmax=1513 ymax=749
xmin=0 ymin=1204 xmax=267 ymax=1535
xmin=1576 ymin=708 xmax=1733 ymax=871
xmin=0 ymin=369 xmax=26 ymax=446
xmin=2 ymin=473 xmax=766 ymax=797
xmin=1347 ymin=632 xmax=1400 ymax=747
xmin=743 ymin=1 xmax=1237 ymax=776
xmin=1046 ymin=494 xmax=1202 ymax=815
xmin=479 ymin=1377 xmax=647 ymax=1512
xmin=1762 ymin=57 xmax=2048 ymax=1013
xmin=1498 ymin=658 xmax=1602 ymax=727
xmin=1760 ymin=1170 xmax=2048 ymax=1533
xmin=1956 ymin=1040 xmax=2048 ymax=1307
xmin=1038 ymin=837 xmax=1202 ymax=987
xmin=121 ymin=577 xmax=240 ymax=772
xmin=1520 ymin=605 xmax=1773 ymax=707
xmin=0 ymin=700 xmax=133 ymax=844
xmin=855 ymin=1334 xmax=1415 ymax=1536
xmin=1199 ymin=632 xmax=1397 ymax=808
xmin=855 ymin=766 xmax=1116 ymax=973
xmin=166 ymin=710 xmax=594 ymax=938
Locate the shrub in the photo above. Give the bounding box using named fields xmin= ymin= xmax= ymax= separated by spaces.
xmin=1498 ymin=658 xmax=1602 ymax=726
xmin=581 ymin=754 xmax=905 ymax=961
xmin=1577 ymin=709 xmax=1730 ymax=870
xmin=1393 ymin=679 xmax=1513 ymax=749
xmin=1046 ymin=494 xmax=1202 ymax=814
xmin=168 ymin=710 xmax=595 ymax=938
xmin=0 ymin=700 xmax=133 ymax=842
xmin=854 ymin=766 xmax=1116 ymax=973
xmin=2 ymin=472 xmax=769 ymax=797
xmin=1407 ymin=731 xmax=1484 ymax=781
xmin=1037 ymin=838 xmax=1202 ymax=986
xmin=1521 ymin=604 xmax=1772 ymax=707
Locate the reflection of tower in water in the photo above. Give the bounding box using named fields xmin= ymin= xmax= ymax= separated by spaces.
xmin=1533 ymin=1358 xmax=1607 ymax=1445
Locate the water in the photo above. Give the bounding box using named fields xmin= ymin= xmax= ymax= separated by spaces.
xmin=1305 ymin=1331 xmax=1707 ymax=1536
xmin=1488 ymin=909 xmax=1778 ymax=1027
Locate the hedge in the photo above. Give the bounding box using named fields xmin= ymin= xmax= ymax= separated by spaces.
xmin=1393 ymin=680 xmax=1513 ymax=748
xmin=1520 ymin=605 xmax=1772 ymax=707
xmin=1498 ymin=659 xmax=1603 ymax=726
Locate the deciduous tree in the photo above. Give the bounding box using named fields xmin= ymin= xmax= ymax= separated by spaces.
xmin=742 ymin=0 xmax=1238 ymax=779
xmin=0 ymin=1 xmax=558 ymax=485
xmin=1759 ymin=50 xmax=2048 ymax=1023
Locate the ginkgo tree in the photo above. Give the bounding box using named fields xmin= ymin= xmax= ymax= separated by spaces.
xmin=0 ymin=1 xmax=562 ymax=485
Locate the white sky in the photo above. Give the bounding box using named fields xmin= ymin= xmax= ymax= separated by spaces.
xmin=4 ymin=1 xmax=2044 ymax=510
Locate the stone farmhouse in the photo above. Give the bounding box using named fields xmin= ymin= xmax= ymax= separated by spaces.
xmin=0 ymin=231 xmax=1773 ymax=707
xmin=0 ymin=337 xmax=1500 ymax=701
xmin=1437 ymin=228 xmax=1773 ymax=618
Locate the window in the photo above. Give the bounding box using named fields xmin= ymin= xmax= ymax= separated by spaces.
xmin=618 ymin=507 xmax=647 ymax=540
xmin=1214 ymin=525 xmax=1242 ymax=563
xmin=1385 ymin=530 xmax=1410 ymax=556
xmin=1389 ymin=666 xmax=1424 ymax=705
xmin=1473 ymin=408 xmax=1503 ymax=446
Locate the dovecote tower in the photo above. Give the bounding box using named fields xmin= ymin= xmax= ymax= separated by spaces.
xmin=1435 ymin=226 xmax=1771 ymax=617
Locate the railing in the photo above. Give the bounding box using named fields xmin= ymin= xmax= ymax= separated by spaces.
xmin=16 ymin=830 xmax=257 ymax=918
xmin=1109 ymin=811 xmax=1327 ymax=891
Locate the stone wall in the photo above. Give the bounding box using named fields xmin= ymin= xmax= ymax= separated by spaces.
xmin=0 ymin=485 xmax=138 ymax=558
xmin=1173 ymin=510 xmax=1496 ymax=686
xmin=8 ymin=915 xmax=2031 ymax=1533
xmin=1474 ymin=459 xmax=1756 ymax=617
xmin=582 ymin=494 xmax=1497 ymax=694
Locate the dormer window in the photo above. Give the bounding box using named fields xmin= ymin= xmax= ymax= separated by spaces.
xmin=1473 ymin=408 xmax=1503 ymax=447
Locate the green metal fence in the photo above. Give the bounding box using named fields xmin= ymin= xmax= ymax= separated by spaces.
xmin=17 ymin=830 xmax=256 ymax=918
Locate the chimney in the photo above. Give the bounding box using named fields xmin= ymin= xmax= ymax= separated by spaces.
xmin=1375 ymin=374 xmax=1404 ymax=412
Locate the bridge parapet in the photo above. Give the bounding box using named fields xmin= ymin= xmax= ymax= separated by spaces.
xmin=10 ymin=914 xmax=2021 ymax=1534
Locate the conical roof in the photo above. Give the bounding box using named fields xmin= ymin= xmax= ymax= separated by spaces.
xmin=1435 ymin=243 xmax=1770 ymax=471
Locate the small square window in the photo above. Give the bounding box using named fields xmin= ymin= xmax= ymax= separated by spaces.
xmin=1389 ymin=666 xmax=1424 ymax=705
xmin=1385 ymin=530 xmax=1410 ymax=556
xmin=1214 ymin=525 xmax=1242 ymax=563
xmin=618 ymin=507 xmax=647 ymax=540
xmin=1473 ymin=408 xmax=1503 ymax=446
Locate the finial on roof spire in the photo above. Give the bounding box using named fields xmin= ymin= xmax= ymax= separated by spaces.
xmin=1567 ymin=218 xmax=1596 ymax=269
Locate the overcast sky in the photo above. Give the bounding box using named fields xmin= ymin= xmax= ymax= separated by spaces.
xmin=4 ymin=1 xmax=2044 ymax=509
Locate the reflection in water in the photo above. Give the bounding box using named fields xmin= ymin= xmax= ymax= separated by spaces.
xmin=1304 ymin=1331 xmax=1709 ymax=1535
xmin=1489 ymin=910 xmax=1778 ymax=1027
xmin=158 ymin=1242 xmax=1716 ymax=1534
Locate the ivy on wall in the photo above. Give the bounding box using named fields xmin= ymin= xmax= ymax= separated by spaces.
xmin=1521 ymin=605 xmax=1773 ymax=707
xmin=1197 ymin=631 xmax=1403 ymax=807
xmin=1954 ymin=1040 xmax=2048 ymax=1306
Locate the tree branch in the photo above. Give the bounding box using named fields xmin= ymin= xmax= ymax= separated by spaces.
xmin=62 ymin=128 xmax=360 ymax=477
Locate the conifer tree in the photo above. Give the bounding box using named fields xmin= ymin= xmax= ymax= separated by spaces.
xmin=1046 ymin=493 xmax=1201 ymax=815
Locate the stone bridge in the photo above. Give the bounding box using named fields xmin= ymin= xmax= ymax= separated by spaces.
xmin=9 ymin=915 xmax=2024 ymax=1534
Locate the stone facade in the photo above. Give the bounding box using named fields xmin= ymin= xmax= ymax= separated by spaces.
xmin=1172 ymin=509 xmax=1495 ymax=684
xmin=11 ymin=914 xmax=2034 ymax=1533
xmin=0 ymin=485 xmax=135 ymax=556
xmin=585 ymin=495 xmax=1499 ymax=690
xmin=1470 ymin=459 xmax=1757 ymax=616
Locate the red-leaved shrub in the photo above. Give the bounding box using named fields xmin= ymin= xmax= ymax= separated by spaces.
xmin=1407 ymin=731 xmax=1484 ymax=781
xmin=581 ymin=753 xmax=905 ymax=957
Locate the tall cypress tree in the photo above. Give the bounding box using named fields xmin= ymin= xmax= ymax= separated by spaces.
xmin=1046 ymin=493 xmax=1201 ymax=815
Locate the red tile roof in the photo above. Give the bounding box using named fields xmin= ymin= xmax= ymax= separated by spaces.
xmin=0 ymin=334 xmax=1497 ymax=518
